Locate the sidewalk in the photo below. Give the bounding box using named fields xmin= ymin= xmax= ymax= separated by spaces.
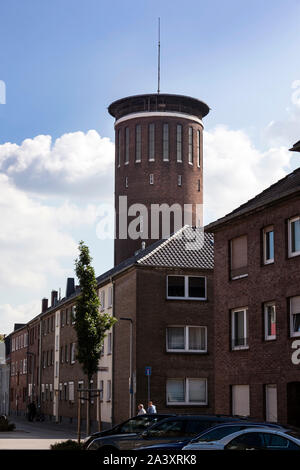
xmin=0 ymin=415 xmax=81 ymax=450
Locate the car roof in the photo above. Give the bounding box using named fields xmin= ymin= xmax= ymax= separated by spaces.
xmin=153 ymin=415 xmax=243 ymax=421
xmin=219 ymin=427 xmax=300 ymax=445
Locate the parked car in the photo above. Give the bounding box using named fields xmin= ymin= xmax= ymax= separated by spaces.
xmin=136 ymin=421 xmax=287 ymax=452
xmin=86 ymin=414 xmax=249 ymax=452
xmin=182 ymin=428 xmax=300 ymax=450
xmin=83 ymin=414 xmax=174 ymax=449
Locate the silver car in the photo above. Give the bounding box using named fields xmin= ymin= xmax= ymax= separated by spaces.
xmin=183 ymin=427 xmax=300 ymax=450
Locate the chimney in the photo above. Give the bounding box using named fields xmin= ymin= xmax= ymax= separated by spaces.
xmin=51 ymin=290 xmax=58 ymax=307
xmin=66 ymin=278 xmax=75 ymax=298
xmin=42 ymin=298 xmax=48 ymax=313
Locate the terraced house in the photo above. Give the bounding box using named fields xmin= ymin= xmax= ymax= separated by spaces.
xmin=206 ymin=154 xmax=300 ymax=427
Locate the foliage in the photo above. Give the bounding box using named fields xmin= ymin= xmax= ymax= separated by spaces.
xmin=0 ymin=334 xmax=5 ymax=342
xmin=0 ymin=416 xmax=15 ymax=431
xmin=74 ymin=241 xmax=117 ymax=381
xmin=50 ymin=439 xmax=84 ymax=450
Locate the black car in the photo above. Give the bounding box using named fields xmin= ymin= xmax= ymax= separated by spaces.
xmin=83 ymin=414 xmax=174 ymax=449
xmin=86 ymin=414 xmax=250 ymax=451
xmin=136 ymin=420 xmax=288 ymax=451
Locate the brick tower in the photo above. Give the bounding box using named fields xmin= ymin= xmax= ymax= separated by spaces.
xmin=108 ymin=93 xmax=210 ymax=266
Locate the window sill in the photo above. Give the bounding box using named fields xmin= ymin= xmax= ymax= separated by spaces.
xmin=166 ymin=350 xmax=208 ymax=354
xmin=231 ymin=346 xmax=249 ymax=351
xmin=265 ymin=337 xmax=276 ymax=342
xmin=167 ymin=402 xmax=208 ymax=406
xmin=288 ymin=251 xmax=300 ymax=258
xmin=263 ymin=260 xmax=274 ymax=266
xmin=166 ymin=297 xmax=207 ymax=301
xmin=231 ymin=274 xmax=248 ymax=281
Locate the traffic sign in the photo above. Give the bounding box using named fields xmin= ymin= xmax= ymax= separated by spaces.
xmin=145 ymin=366 xmax=152 ymax=376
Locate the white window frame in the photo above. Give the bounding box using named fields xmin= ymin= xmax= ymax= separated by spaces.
xmin=288 ymin=216 xmax=300 ymax=258
xmin=149 ymin=174 xmax=154 ymax=185
xmin=166 ymin=275 xmax=207 ymax=301
xmin=231 ymin=307 xmax=249 ymax=350
xmin=71 ymin=306 xmax=76 ymax=324
xmin=107 ymin=380 xmax=112 ymax=401
xmin=176 ymin=124 xmax=182 ymax=163
xmin=100 ymin=290 xmax=105 ymax=311
xmin=148 ymin=123 xmax=155 ymax=161
xmin=263 ymin=226 xmax=274 ymax=264
xmin=108 ymin=286 xmax=113 ymax=308
xmin=166 ymin=326 xmax=207 ymax=353
xmin=118 ymin=129 xmax=121 ymax=167
xmin=125 ymin=176 xmax=128 ymax=188
xmin=290 ymin=296 xmax=300 ymax=338
xmin=107 ymin=332 xmax=112 ymax=355
xmin=166 ymin=378 xmax=207 ymax=406
xmin=178 ymin=175 xmax=182 ymax=187
xmin=71 ymin=343 xmax=76 ymax=364
xmin=188 ymin=127 xmax=193 ymax=165
xmin=197 ymin=129 xmax=201 ymax=167
xmin=125 ymin=127 xmax=129 ymax=165
xmin=264 ymin=302 xmax=276 ymax=341
xmin=135 ymin=124 xmax=141 ymax=163
xmin=163 ymin=123 xmax=169 ymax=161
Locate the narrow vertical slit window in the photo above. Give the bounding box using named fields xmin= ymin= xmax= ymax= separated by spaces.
xmin=176 ymin=124 xmax=182 ymax=162
xmin=118 ymin=128 xmax=121 ymax=167
xmin=149 ymin=123 xmax=155 ymax=161
xmin=125 ymin=127 xmax=129 ymax=164
xmin=163 ymin=123 xmax=169 ymax=161
xmin=188 ymin=127 xmax=193 ymax=164
xmin=149 ymin=174 xmax=154 ymax=185
xmin=197 ymin=130 xmax=201 ymax=167
xmin=135 ymin=124 xmax=141 ymax=162
xmin=198 ymin=179 xmax=201 ymax=192
xmin=125 ymin=176 xmax=128 ymax=188
xmin=178 ymin=175 xmax=182 ymax=186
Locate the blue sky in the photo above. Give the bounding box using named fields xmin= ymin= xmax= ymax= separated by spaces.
xmin=0 ymin=0 xmax=300 ymax=333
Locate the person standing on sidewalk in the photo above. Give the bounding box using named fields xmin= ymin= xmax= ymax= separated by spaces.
xmin=137 ymin=404 xmax=146 ymax=415
xmin=147 ymin=401 xmax=157 ymax=414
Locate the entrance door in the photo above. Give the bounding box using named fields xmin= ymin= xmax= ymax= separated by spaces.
xmin=265 ymin=384 xmax=277 ymax=422
xmin=287 ymin=382 xmax=300 ymax=427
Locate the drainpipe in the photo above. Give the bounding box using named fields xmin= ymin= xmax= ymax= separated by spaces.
xmin=111 ymin=277 xmax=115 ymax=426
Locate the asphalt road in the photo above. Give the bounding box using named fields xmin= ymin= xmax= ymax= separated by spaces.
xmin=0 ymin=417 xmax=78 ymax=450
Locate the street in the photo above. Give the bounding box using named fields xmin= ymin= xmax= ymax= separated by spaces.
xmin=0 ymin=416 xmax=78 ymax=450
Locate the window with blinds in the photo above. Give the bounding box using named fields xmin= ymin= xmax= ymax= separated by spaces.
xmin=290 ymin=296 xmax=300 ymax=337
xmin=176 ymin=125 xmax=182 ymax=162
xmin=135 ymin=125 xmax=141 ymax=162
xmin=163 ymin=123 xmax=169 ymax=161
xmin=230 ymin=235 xmax=248 ymax=279
xmin=149 ymin=123 xmax=155 ymax=161
xmin=166 ymin=378 xmax=207 ymax=405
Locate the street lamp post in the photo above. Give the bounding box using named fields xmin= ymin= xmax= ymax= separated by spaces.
xmin=120 ymin=317 xmax=133 ymax=418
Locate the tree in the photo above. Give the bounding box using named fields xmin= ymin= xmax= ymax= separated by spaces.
xmin=74 ymin=241 xmax=116 ymax=435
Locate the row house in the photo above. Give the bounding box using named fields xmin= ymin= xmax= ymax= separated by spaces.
xmin=206 ymin=164 xmax=300 ymax=427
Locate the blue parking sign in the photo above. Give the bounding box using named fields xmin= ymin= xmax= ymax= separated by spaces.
xmin=145 ymin=366 xmax=152 ymax=376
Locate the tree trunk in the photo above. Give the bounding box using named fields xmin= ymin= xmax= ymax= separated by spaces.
xmin=86 ymin=376 xmax=91 ymax=436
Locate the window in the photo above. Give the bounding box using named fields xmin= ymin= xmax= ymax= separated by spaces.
xmin=167 ymin=275 xmax=206 ymax=300
xmin=65 ymin=308 xmax=69 ymax=325
xmin=149 ymin=174 xmax=154 ymax=185
xmin=231 ymin=308 xmax=248 ymax=349
xmin=232 ymin=385 xmax=250 ymax=417
xmin=263 ymin=226 xmax=274 ymax=264
xmin=166 ymin=326 xmax=207 ymax=352
xmin=264 ymin=303 xmax=276 ymax=340
xmin=265 ymin=384 xmax=277 ymax=422
xmin=69 ymin=382 xmax=74 ymax=403
xmin=55 ymin=361 xmax=58 ymax=378
xmin=290 ymin=296 xmax=300 ymax=337
xmin=149 ymin=123 xmax=155 ymax=161
xmin=163 ymin=123 xmax=169 ymax=161
xmin=176 ymin=125 xmax=182 ymax=162
xmin=188 ymin=127 xmax=193 ymax=164
xmin=70 ymin=343 xmax=76 ymax=364
xmin=135 ymin=124 xmax=141 ymax=162
xmin=60 ymin=346 xmax=64 ymax=364
xmin=166 ymin=378 xmax=207 ymax=405
xmin=107 ymin=380 xmax=112 ymax=401
xmin=65 ymin=344 xmax=68 ymax=363
xmin=107 ymin=332 xmax=112 ymax=354
xmin=100 ymin=290 xmax=105 ymax=310
xmin=230 ymin=235 xmax=248 ymax=279
xmin=64 ymin=383 xmax=68 ymax=401
xmin=263 ymin=433 xmax=299 ymax=449
xmin=99 ymin=380 xmax=104 ymax=400
xmin=78 ymin=381 xmax=84 ymax=404
xmin=197 ymin=179 xmax=200 ymax=192
xmin=55 ymin=335 xmax=59 ymax=351
xmin=125 ymin=127 xmax=129 ymax=164
xmin=125 ymin=176 xmax=128 ymax=188
xmin=118 ymin=129 xmax=121 ymax=167
xmin=288 ymin=216 xmax=300 ymax=257
xmin=178 ymin=175 xmax=182 ymax=187
xmin=108 ymin=286 xmax=113 ymax=308
xmin=71 ymin=306 xmax=76 ymax=324
xmin=197 ymin=130 xmax=201 ymax=167
xmin=226 ymin=432 xmax=263 ymax=450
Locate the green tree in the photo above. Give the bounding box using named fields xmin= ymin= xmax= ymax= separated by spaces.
xmin=74 ymin=241 xmax=116 ymax=435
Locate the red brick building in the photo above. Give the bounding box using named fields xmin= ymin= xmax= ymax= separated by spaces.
xmin=206 ymin=166 xmax=300 ymax=426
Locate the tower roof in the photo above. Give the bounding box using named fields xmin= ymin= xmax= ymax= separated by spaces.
xmin=108 ymin=93 xmax=210 ymax=120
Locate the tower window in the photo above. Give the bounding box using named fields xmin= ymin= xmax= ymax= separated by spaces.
xmin=149 ymin=123 xmax=155 ymax=161
xmin=118 ymin=129 xmax=121 ymax=167
xmin=178 ymin=175 xmax=182 ymax=186
xmin=135 ymin=125 xmax=141 ymax=162
xmin=177 ymin=125 xmax=182 ymax=162
xmin=125 ymin=127 xmax=129 ymax=164
xmin=198 ymin=179 xmax=200 ymax=192
xmin=188 ymin=127 xmax=193 ymax=164
xmin=125 ymin=176 xmax=128 ymax=188
xmin=150 ymin=174 xmax=154 ymax=185
xmin=163 ymin=123 xmax=169 ymax=161
xmin=197 ymin=130 xmax=201 ymax=167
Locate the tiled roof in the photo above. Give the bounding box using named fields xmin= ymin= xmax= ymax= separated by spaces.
xmin=206 ymin=166 xmax=300 ymax=231
xmin=289 ymin=140 xmax=300 ymax=152
xmin=137 ymin=226 xmax=214 ymax=269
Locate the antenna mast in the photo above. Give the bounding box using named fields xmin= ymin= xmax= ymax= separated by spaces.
xmin=157 ymin=17 xmax=160 ymax=94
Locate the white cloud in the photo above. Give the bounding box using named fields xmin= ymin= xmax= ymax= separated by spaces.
xmin=203 ymin=125 xmax=295 ymax=223
xmin=0 ymin=300 xmax=41 ymax=336
xmin=0 ymin=130 xmax=114 ymax=199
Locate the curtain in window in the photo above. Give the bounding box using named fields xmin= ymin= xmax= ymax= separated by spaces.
xmin=188 ymin=327 xmax=205 ymax=350
xmin=231 ymin=235 xmax=248 ymax=278
xmin=167 ymin=379 xmax=185 ymax=402
xmin=291 ymin=297 xmax=300 ymax=333
xmin=188 ymin=379 xmax=206 ymax=403
xmin=167 ymin=327 xmax=185 ymax=349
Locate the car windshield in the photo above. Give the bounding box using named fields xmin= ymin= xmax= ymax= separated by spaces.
xmin=147 ymin=420 xmax=217 ymax=438
xmin=119 ymin=417 xmax=160 ymax=434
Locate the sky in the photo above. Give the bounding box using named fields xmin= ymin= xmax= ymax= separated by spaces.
xmin=0 ymin=0 xmax=300 ymax=334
